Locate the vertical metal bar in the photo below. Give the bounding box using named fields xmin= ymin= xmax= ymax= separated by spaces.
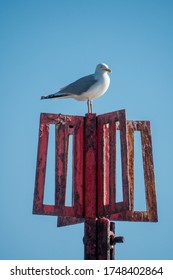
xmin=110 ymin=222 xmax=115 ymax=260
xmin=103 ymin=124 xmax=110 ymax=206
xmin=119 ymin=110 xmax=130 ymax=210
xmin=84 ymin=113 xmax=97 ymax=259
xmin=55 ymin=124 xmax=67 ymax=214
xmin=141 ymin=122 xmax=157 ymax=221
xmin=84 ymin=113 xmax=97 ymax=218
xmin=73 ymin=120 xmax=84 ymax=217
xmin=33 ymin=114 xmax=49 ymax=214
xmin=127 ymin=122 xmax=134 ymax=210
xmin=97 ymin=117 xmax=104 ymax=215
xmin=109 ymin=121 xmax=116 ymax=212
xmin=97 ymin=218 xmax=110 ymax=260
xmin=84 ymin=219 xmax=97 ymax=260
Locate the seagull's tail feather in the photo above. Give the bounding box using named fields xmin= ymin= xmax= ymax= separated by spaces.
xmin=41 ymin=93 xmax=69 ymax=100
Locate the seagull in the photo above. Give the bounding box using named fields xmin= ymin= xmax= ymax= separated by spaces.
xmin=41 ymin=63 xmax=112 ymax=113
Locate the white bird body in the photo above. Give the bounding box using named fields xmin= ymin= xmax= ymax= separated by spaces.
xmin=75 ymin=72 xmax=110 ymax=101
xmin=41 ymin=63 xmax=112 ymax=113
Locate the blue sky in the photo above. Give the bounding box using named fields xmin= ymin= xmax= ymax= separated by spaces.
xmin=0 ymin=0 xmax=173 ymax=260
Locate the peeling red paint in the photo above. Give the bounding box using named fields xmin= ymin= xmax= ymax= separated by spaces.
xmin=33 ymin=110 xmax=157 ymax=260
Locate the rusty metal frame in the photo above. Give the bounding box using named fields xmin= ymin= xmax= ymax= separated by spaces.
xmin=33 ymin=113 xmax=84 ymax=218
xmin=97 ymin=109 xmax=130 ymax=216
xmin=33 ymin=111 xmax=158 ymax=260
xmin=33 ymin=112 xmax=157 ymax=222
xmin=110 ymin=120 xmax=158 ymax=222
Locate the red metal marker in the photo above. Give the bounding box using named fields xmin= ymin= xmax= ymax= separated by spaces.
xmin=33 ymin=110 xmax=157 ymax=259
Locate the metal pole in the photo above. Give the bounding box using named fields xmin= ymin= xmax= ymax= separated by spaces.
xmin=84 ymin=113 xmax=97 ymax=259
xmin=97 ymin=217 xmax=112 ymax=260
xmin=84 ymin=114 xmax=120 ymax=260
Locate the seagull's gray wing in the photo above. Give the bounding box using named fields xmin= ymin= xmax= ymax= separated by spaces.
xmin=58 ymin=74 xmax=97 ymax=95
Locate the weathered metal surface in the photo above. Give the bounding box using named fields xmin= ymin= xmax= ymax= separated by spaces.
xmin=33 ymin=113 xmax=84 ymax=219
xmin=57 ymin=216 xmax=84 ymax=227
xmin=84 ymin=112 xmax=128 ymax=259
xmin=84 ymin=218 xmax=116 ymax=260
xmin=84 ymin=114 xmax=97 ymax=218
xmin=83 ymin=114 xmax=97 ymax=259
xmin=97 ymin=218 xmax=111 ymax=260
xmin=97 ymin=110 xmax=130 ymax=216
xmin=33 ymin=110 xmax=157 ymax=260
xmin=55 ymin=117 xmax=84 ymax=217
xmin=110 ymin=120 xmax=157 ymax=222
xmin=34 ymin=112 xmax=157 ymax=223
xmin=110 ymin=222 xmax=115 ymax=260
xmin=84 ymin=219 xmax=97 ymax=260
xmin=33 ymin=113 xmax=49 ymax=214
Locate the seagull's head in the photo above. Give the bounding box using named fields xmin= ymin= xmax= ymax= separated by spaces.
xmin=95 ymin=63 xmax=112 ymax=74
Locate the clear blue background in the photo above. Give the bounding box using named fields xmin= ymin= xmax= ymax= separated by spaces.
xmin=0 ymin=0 xmax=173 ymax=260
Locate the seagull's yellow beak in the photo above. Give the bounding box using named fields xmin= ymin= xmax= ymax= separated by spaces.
xmin=106 ymin=68 xmax=112 ymax=72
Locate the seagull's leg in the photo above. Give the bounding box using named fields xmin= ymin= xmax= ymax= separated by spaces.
xmin=90 ymin=100 xmax=93 ymax=113
xmin=87 ymin=100 xmax=90 ymax=113
xmin=87 ymin=100 xmax=93 ymax=113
